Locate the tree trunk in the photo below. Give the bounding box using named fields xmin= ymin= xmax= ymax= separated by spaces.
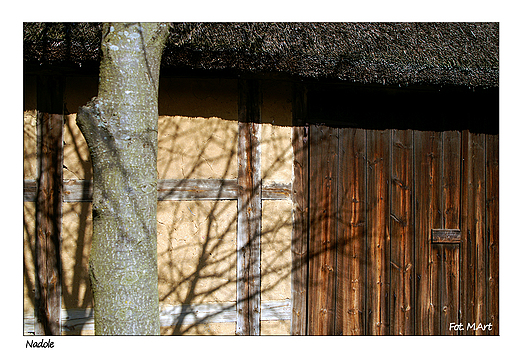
xmin=76 ymin=22 xmax=168 ymax=335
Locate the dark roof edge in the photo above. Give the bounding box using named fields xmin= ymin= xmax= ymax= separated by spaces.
xmin=23 ymin=22 xmax=499 ymax=88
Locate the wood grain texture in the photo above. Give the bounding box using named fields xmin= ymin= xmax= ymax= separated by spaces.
xmin=336 ymin=128 xmax=366 ymax=335
xmin=469 ymin=132 xmax=487 ymax=335
xmin=34 ymin=75 xmax=64 ymax=336
xmin=290 ymin=84 xmax=309 ymax=335
xmin=435 ymin=131 xmax=461 ymax=335
xmin=389 ymin=129 xmax=414 ymax=335
xmin=443 ymin=131 xmax=461 ymax=229
xmin=431 ymin=229 xmax=461 ymax=244
xmin=486 ymin=134 xmax=499 ymax=335
xmin=461 ymin=131 xmax=488 ymax=335
xmin=300 ymin=127 xmax=497 ymax=335
xmin=236 ymin=79 xmax=262 ymax=335
xmin=442 ymin=244 xmax=460 ymax=335
xmin=414 ymin=131 xmax=442 ymax=335
xmin=25 ymin=179 xmax=291 ymax=202
xmin=308 ymin=125 xmax=338 ymax=335
xmin=365 ymin=130 xmax=391 ymax=335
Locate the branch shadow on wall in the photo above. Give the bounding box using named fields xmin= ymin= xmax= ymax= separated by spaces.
xmin=25 ymin=78 xmax=365 ymax=335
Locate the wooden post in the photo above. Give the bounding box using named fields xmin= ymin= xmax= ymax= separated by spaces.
xmin=34 ymin=75 xmax=64 ymax=335
xmin=486 ymin=134 xmax=499 ymax=335
xmin=290 ymin=83 xmax=309 ymax=335
xmin=236 ymin=78 xmax=262 ymax=335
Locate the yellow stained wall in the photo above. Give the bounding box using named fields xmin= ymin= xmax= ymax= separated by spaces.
xmin=61 ymin=202 xmax=93 ymax=310
xmin=23 ymin=202 xmax=36 ymax=315
xmin=23 ymin=76 xmax=294 ymax=335
xmin=157 ymin=200 xmax=237 ymax=305
xmin=23 ymin=77 xmax=38 ymax=319
xmin=161 ymin=322 xmax=236 ymax=336
xmin=158 ymin=116 xmax=238 ymax=180
xmin=259 ymin=80 xmax=293 ymax=334
xmin=23 ymin=110 xmax=38 ymax=180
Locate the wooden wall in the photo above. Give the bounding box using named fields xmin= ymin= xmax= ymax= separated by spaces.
xmin=292 ymin=125 xmax=499 ymax=335
xmin=23 ymin=73 xmax=498 ymax=336
xmin=24 ymin=75 xmax=294 ymax=335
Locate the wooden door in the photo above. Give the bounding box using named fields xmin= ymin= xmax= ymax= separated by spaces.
xmin=300 ymin=126 xmax=498 ymax=335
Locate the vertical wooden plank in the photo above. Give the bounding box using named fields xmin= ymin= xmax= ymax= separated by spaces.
xmin=442 ymin=244 xmax=460 ymax=335
xmin=336 ymin=127 xmax=366 ymax=335
xmin=34 ymin=75 xmax=64 ymax=335
xmin=460 ymin=131 xmax=487 ymax=335
xmin=474 ymin=133 xmax=487 ymax=335
xmin=486 ymin=134 xmax=499 ymax=335
xmin=441 ymin=131 xmax=461 ymax=335
xmin=414 ymin=131 xmax=442 ymax=335
xmin=460 ymin=130 xmax=472 ymax=335
xmin=389 ymin=129 xmax=414 ymax=335
xmin=443 ymin=131 xmax=461 ymax=229
xmin=308 ymin=125 xmax=338 ymax=335
xmin=236 ymin=78 xmax=262 ymax=335
xmin=290 ymin=83 xmax=309 ymax=335
xmin=430 ymin=244 xmax=443 ymax=335
xmin=429 ymin=239 xmax=461 ymax=335
xmin=366 ymin=129 xmax=391 ymax=335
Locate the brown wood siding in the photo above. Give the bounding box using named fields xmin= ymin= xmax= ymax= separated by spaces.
xmin=366 ymin=130 xmax=391 ymax=335
xmin=443 ymin=131 xmax=461 ymax=230
xmin=389 ymin=129 xmax=414 ymax=335
xmin=307 ymin=125 xmax=338 ymax=335
xmin=461 ymin=131 xmax=487 ymax=335
xmin=290 ymin=84 xmax=309 ymax=335
xmin=414 ymin=131 xmax=443 ymax=335
xmin=301 ymin=127 xmax=498 ymax=335
xmin=441 ymin=244 xmax=460 ymax=335
xmin=440 ymin=131 xmax=462 ymax=335
xmin=24 ymin=77 xmax=498 ymax=336
xmin=336 ymin=128 xmax=366 ymax=335
xmin=486 ymin=134 xmax=499 ymax=335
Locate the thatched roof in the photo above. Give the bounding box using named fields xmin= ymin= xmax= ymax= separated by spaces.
xmin=23 ymin=22 xmax=499 ymax=87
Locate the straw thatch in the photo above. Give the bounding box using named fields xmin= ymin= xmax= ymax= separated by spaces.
xmin=23 ymin=22 xmax=498 ymax=87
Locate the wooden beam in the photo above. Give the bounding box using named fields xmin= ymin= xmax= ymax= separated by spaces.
xmin=290 ymin=83 xmax=309 ymax=335
xmin=157 ymin=179 xmax=237 ymax=201
xmin=236 ymin=78 xmax=262 ymax=335
xmin=34 ymin=75 xmax=64 ymax=335
xmin=24 ymin=300 xmax=292 ymax=334
xmin=25 ymin=179 xmax=291 ymax=202
xmin=261 ymin=182 xmax=292 ymax=200
xmin=24 ymin=179 xmax=38 ymax=202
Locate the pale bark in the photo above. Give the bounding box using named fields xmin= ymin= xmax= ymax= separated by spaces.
xmin=77 ymin=22 xmax=168 ymax=335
